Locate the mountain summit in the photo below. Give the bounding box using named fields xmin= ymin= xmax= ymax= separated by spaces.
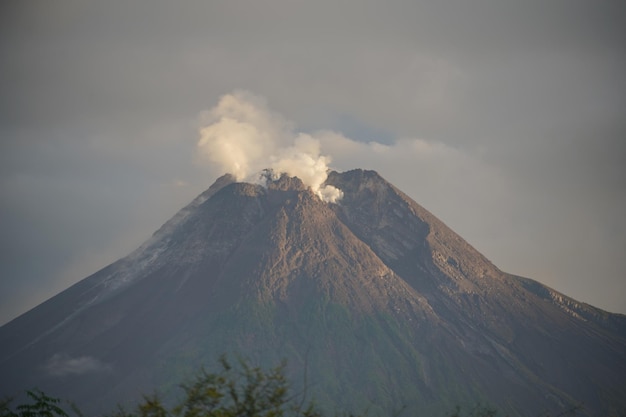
xmin=1 ymin=169 xmax=625 ymax=416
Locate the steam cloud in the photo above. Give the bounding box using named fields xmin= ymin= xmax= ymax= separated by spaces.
xmin=198 ymin=91 xmax=343 ymax=203
xmin=45 ymin=353 xmax=111 ymax=376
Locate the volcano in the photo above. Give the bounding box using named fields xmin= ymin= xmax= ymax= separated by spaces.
xmin=1 ymin=169 xmax=625 ymax=416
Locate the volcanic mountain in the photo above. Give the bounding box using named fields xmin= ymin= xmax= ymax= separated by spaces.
xmin=1 ymin=169 xmax=625 ymax=416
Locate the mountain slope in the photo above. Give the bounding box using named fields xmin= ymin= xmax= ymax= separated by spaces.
xmin=1 ymin=169 xmax=624 ymax=416
xmin=326 ymin=170 xmax=626 ymax=413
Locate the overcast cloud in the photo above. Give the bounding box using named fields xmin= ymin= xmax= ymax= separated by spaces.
xmin=1 ymin=0 xmax=625 ymax=325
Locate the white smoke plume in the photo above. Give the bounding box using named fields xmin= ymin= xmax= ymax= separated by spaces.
xmin=198 ymin=91 xmax=343 ymax=203
xmin=45 ymin=353 xmax=112 ymax=376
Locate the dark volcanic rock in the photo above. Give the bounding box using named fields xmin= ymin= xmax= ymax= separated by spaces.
xmin=1 ymin=169 xmax=625 ymax=416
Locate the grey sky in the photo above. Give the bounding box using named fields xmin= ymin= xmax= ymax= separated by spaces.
xmin=1 ymin=0 xmax=625 ymax=325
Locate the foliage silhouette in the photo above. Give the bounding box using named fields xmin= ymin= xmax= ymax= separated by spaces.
xmin=0 ymin=389 xmax=72 ymax=417
xmin=447 ymin=404 xmax=498 ymax=417
xmin=107 ymin=355 xmax=345 ymax=417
